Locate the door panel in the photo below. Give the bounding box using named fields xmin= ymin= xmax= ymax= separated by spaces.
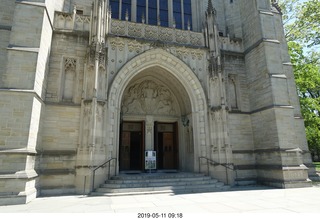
xmin=130 ymin=131 xmax=142 ymax=170
xmin=163 ymin=132 xmax=174 ymax=169
xmin=155 ymin=122 xmax=178 ymax=170
xmin=120 ymin=122 xmax=144 ymax=171
xmin=120 ymin=131 xmax=130 ymax=170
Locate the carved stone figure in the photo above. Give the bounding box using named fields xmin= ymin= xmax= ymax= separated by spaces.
xmin=121 ymin=80 xmax=177 ymax=116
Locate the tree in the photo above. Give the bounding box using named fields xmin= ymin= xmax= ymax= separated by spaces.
xmin=279 ymin=0 xmax=320 ymax=161
xmin=280 ymin=0 xmax=320 ymax=47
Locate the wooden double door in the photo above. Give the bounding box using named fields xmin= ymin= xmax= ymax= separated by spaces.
xmin=119 ymin=121 xmax=178 ymax=171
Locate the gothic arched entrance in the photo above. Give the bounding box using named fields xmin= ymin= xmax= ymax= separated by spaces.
xmin=119 ymin=70 xmax=187 ymax=171
xmin=107 ymin=49 xmax=208 ymax=174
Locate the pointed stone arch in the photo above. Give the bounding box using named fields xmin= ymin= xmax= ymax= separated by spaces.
xmin=107 ymin=48 xmax=209 ymax=172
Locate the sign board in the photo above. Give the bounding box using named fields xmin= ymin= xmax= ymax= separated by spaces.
xmin=145 ymin=151 xmax=156 ymax=170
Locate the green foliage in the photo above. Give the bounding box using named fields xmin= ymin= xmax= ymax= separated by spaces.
xmin=280 ymin=0 xmax=320 ymax=160
xmin=280 ymin=0 xmax=320 ymax=47
xmin=313 ymin=162 xmax=320 ymax=171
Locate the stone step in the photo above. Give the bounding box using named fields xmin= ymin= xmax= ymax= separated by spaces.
xmin=92 ymin=184 xmax=230 ymax=196
xmin=91 ymin=172 xmax=230 ymax=196
xmin=110 ymin=172 xmax=207 ymax=180
xmin=106 ymin=176 xmax=215 ymax=185
xmin=101 ymin=179 xmax=219 ymax=189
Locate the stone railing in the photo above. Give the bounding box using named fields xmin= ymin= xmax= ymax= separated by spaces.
xmin=54 ymin=13 xmax=204 ymax=47
xmin=54 ymin=12 xmax=243 ymax=51
xmin=220 ymin=37 xmax=243 ymax=53
xmin=54 ymin=12 xmax=91 ymax=32
xmin=110 ymin=19 xmax=205 ymax=47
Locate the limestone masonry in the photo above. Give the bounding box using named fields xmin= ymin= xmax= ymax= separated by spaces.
xmin=0 ymin=0 xmax=318 ymax=205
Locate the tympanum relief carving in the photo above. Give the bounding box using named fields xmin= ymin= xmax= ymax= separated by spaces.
xmin=121 ymin=80 xmax=178 ymax=116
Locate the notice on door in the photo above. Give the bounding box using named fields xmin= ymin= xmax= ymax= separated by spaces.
xmin=145 ymin=151 xmax=156 ymax=170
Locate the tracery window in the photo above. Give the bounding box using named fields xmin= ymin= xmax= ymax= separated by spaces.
xmin=109 ymin=0 xmax=192 ymax=30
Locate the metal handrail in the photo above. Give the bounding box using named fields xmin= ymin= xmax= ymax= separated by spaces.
xmin=92 ymin=158 xmax=117 ymax=192
xmin=198 ymin=156 xmax=235 ymax=184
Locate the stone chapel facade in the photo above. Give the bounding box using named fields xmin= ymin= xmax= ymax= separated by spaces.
xmin=0 ymin=0 xmax=318 ymax=205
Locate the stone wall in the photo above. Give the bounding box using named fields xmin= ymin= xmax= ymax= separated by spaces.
xmin=38 ymin=105 xmax=80 ymax=195
xmin=46 ymin=33 xmax=87 ymax=104
xmin=238 ymin=0 xmax=313 ymax=187
xmin=229 ymin=114 xmax=256 ymax=184
xmin=0 ymin=0 xmax=65 ymax=205
xmin=0 ymin=0 xmax=315 ymax=205
xmin=0 ymin=0 xmax=15 ymax=84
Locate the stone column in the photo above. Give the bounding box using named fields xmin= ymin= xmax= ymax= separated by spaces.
xmin=145 ymin=116 xmax=154 ymax=151
xmin=204 ymin=0 xmax=233 ymax=185
xmin=76 ymin=0 xmax=109 ymax=193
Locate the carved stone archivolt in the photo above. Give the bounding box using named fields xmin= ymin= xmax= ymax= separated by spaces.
xmin=121 ymin=80 xmax=178 ymax=116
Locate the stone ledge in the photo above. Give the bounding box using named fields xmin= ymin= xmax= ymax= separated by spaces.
xmin=254 ymin=148 xmax=307 ymax=153
xmin=0 ymin=89 xmax=45 ymax=104
xmin=38 ymin=169 xmax=76 ymax=175
xmin=0 ymin=187 xmax=37 ymax=206
xmin=229 ymin=104 xmax=295 ymax=115
xmin=39 ymin=187 xmax=76 ymax=196
xmin=0 ymin=195 xmax=27 ymax=206
xmin=244 ymin=38 xmax=281 ymax=55
xmin=257 ymin=177 xmax=312 ymax=189
xmin=0 ymin=170 xmax=38 ymax=179
xmin=38 ymin=150 xmax=77 ymax=156
xmin=53 ymin=29 xmax=90 ymax=37
xmin=45 ymin=101 xmax=81 ymax=107
xmin=234 ymin=164 xmax=311 ymax=171
xmin=233 ymin=150 xmax=254 ymax=154
xmin=251 ymin=104 xmax=294 ymax=114
xmin=257 ymin=176 xmax=312 ymax=184
xmin=271 ymin=74 xmax=287 ymax=79
xmin=16 ymin=1 xmax=46 ymax=8
xmin=7 ymin=45 xmax=39 ymax=53
xmin=0 ymin=148 xmax=37 ymax=155
xmin=283 ymin=165 xmax=309 ymax=171
xmin=259 ymin=10 xmax=274 ymax=16
xmin=234 ymin=177 xmax=257 ymax=186
xmin=234 ymin=165 xmax=256 ymax=170
xmin=0 ymin=25 xmax=12 ymax=31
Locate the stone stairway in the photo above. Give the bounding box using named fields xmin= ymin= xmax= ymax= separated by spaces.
xmin=91 ymin=172 xmax=230 ymax=196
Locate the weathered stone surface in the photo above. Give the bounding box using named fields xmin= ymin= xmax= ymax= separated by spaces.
xmin=0 ymin=0 xmax=316 ymax=205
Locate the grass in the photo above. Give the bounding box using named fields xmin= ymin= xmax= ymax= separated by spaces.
xmin=313 ymin=162 xmax=320 ymax=172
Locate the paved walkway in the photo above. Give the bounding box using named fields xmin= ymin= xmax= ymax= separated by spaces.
xmin=1 ymin=185 xmax=320 ymax=218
